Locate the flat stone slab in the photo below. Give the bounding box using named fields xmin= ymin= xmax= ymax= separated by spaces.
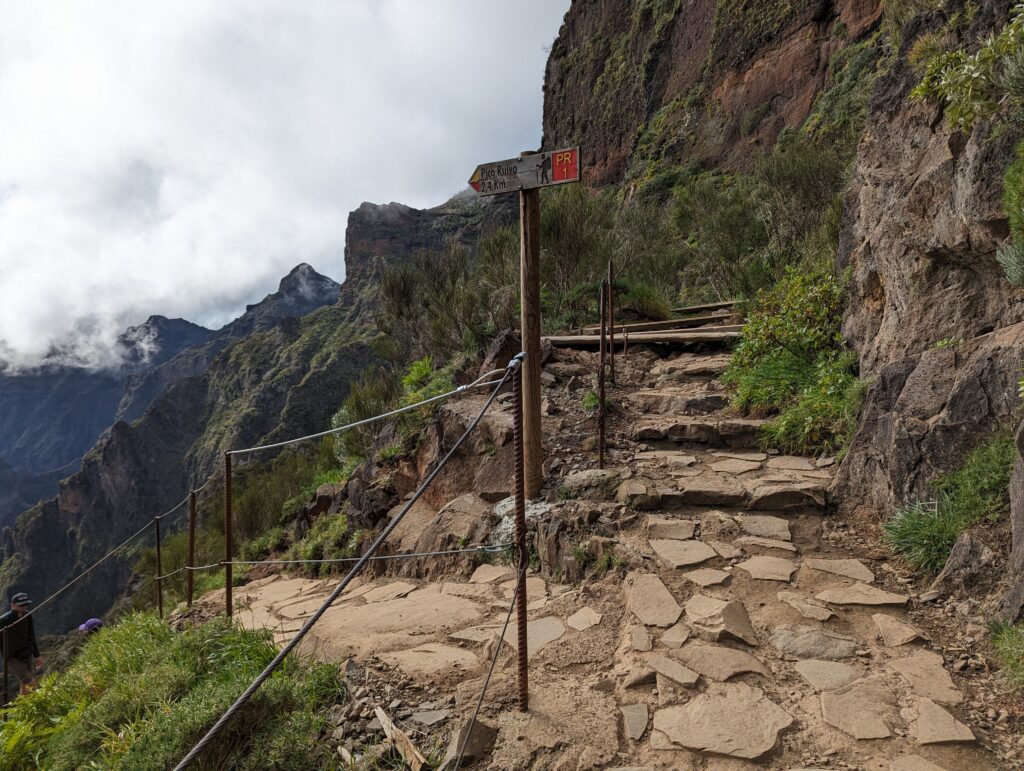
xmin=652 ymin=683 xmax=793 ymax=759
xmin=621 ymin=703 xmax=649 ymax=741
xmin=381 ymin=643 xmax=477 ymax=677
xmin=820 ymin=678 xmax=898 ymax=739
xmin=872 ymin=613 xmax=926 ymax=646
xmin=500 ymin=576 xmax=547 ymax=601
xmin=889 ymin=650 xmax=962 ymax=704
xmin=683 ymin=568 xmax=730 ymax=587
xmin=502 ymin=616 xmax=565 ymax=659
xmin=735 ymin=536 xmax=797 ymax=553
xmin=648 ymin=654 xmax=700 ymax=687
xmin=627 ymin=573 xmax=682 ymax=628
xmin=769 ymin=625 xmax=858 ymax=660
xmin=713 ymin=451 xmax=768 ymax=462
xmin=736 ymin=556 xmax=796 ymax=582
xmin=411 ymin=708 xmax=450 ymax=726
xmin=617 ymin=478 xmax=662 ymax=510
xmin=748 ymin=482 xmax=825 ymax=511
xmin=816 ymin=583 xmax=908 ymax=606
xmin=650 ymin=538 xmax=717 ymax=569
xmin=709 ymin=541 xmax=742 ymax=559
xmin=627 ymin=624 xmax=652 ymax=652
xmin=710 ymin=458 xmax=762 ymax=474
xmin=660 ymin=622 xmax=691 ymax=650
xmin=363 ymin=581 xmax=417 ymax=603
xmin=890 ymin=754 xmax=949 ymax=770
xmin=449 ymin=625 xmax=501 ymax=644
xmin=567 ymin=606 xmax=602 ymax=631
xmin=676 ymin=641 xmax=767 ymax=681
xmin=469 ymin=564 xmax=513 ymax=583
xmin=912 ymin=698 xmax=975 ymax=744
xmin=738 ymin=515 xmax=791 ymax=541
xmin=793 ymin=659 xmax=861 ymax=691
xmin=646 ymin=516 xmax=697 ymax=540
xmin=777 ymin=591 xmax=835 ymax=621
xmin=805 ymin=558 xmax=875 ymax=583
xmin=686 ymin=594 xmax=758 ymax=646
xmin=767 ymin=456 xmax=816 ymax=470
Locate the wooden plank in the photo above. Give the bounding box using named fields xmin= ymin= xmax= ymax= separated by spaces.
xmin=546 ymin=329 xmax=741 ymax=347
xmin=580 ymin=313 xmax=737 ymax=334
xmin=374 ymin=706 xmax=427 ymax=771
xmin=670 ymin=300 xmax=737 ymax=315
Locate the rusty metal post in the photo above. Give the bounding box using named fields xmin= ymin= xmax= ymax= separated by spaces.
xmin=186 ymin=490 xmax=197 ymax=608
xmin=598 ymin=280 xmax=607 ymax=470
xmin=154 ymin=518 xmax=163 ymax=619
xmin=519 ymin=180 xmax=543 ymax=498
xmin=3 ymin=628 xmax=9 ymax=709
xmin=224 ymin=452 xmax=233 ymax=618
xmin=607 ymin=262 xmax=615 ymax=383
xmin=512 ymin=370 xmax=529 ymax=712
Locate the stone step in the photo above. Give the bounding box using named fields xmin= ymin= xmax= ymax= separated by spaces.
xmin=579 ymin=313 xmax=736 ymax=334
xmin=634 ymin=417 xmax=767 ymax=449
xmin=650 ymin=353 xmax=732 ymax=382
xmin=629 ymin=388 xmax=730 ymax=416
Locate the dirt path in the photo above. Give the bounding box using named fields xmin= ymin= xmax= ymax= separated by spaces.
xmin=215 ymin=338 xmax=1019 ymax=769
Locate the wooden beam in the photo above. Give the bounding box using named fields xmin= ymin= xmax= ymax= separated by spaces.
xmin=545 ymin=328 xmax=741 ymax=347
xmin=670 ymin=300 xmax=737 ymax=315
xmin=374 ymin=707 xmax=426 ymax=771
xmin=580 ymin=313 xmax=737 ymax=335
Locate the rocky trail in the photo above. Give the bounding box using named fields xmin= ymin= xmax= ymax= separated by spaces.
xmin=193 ymin=329 xmax=1022 ymax=769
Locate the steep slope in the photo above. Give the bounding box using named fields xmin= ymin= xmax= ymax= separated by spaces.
xmin=0 ymin=265 xmax=341 ymax=527
xmin=0 ymin=193 xmax=513 ymax=634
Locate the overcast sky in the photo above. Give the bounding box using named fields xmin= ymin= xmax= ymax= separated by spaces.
xmin=0 ymin=1 xmax=570 ymax=371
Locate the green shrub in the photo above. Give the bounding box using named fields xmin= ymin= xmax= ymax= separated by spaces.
xmin=912 ymin=4 xmax=1024 ymax=129
xmin=883 ymin=0 xmax=945 ymax=47
xmin=0 ymin=614 xmax=344 ymax=770
xmin=725 ymin=347 xmax=817 ymax=414
xmin=761 ymin=351 xmax=867 ymax=454
xmin=240 ymin=527 xmax=290 ymax=562
xmin=992 ymin=622 xmax=1024 ymax=688
xmin=884 ymin=498 xmax=966 ymax=572
xmin=885 ymin=432 xmax=1015 ymax=571
xmin=1000 ymin=140 xmax=1024 ymax=284
xmin=581 ymin=391 xmax=600 ymax=411
xmin=287 ymin=512 xmax=357 ymax=577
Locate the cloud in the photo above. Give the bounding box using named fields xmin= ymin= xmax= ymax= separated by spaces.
xmin=0 ymin=0 xmax=568 ymax=371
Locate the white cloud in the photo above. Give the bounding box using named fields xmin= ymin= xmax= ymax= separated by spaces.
xmin=0 ymin=0 xmax=569 ymax=370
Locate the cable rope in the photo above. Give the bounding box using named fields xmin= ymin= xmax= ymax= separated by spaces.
xmin=172 ymin=355 xmax=521 ymax=770
xmin=227 ymin=370 xmax=506 ymax=456
xmin=454 ymin=561 xmax=525 ymax=769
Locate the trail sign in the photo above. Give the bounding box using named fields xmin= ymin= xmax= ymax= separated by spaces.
xmin=468 ymin=147 xmax=580 ymax=196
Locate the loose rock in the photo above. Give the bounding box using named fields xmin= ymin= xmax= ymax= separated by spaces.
xmin=627 ymin=573 xmax=682 ymax=628
xmin=737 ymin=515 xmax=791 ymax=541
xmin=793 ymin=659 xmax=861 ymax=691
xmin=805 ymin=558 xmax=875 ymax=583
xmin=911 ymin=698 xmax=975 ymax=744
xmin=768 ymin=625 xmax=858 ymax=660
xmin=649 ymin=538 xmax=717 ymax=569
xmin=777 ymin=591 xmax=835 ymax=622
xmin=676 ymin=640 xmax=768 ymax=681
xmin=648 ymin=654 xmax=700 ymax=687
xmin=685 ymin=594 xmax=758 ymax=646
xmin=820 ymin=678 xmax=898 ymax=739
xmin=736 ymin=556 xmax=796 ymax=582
xmin=889 ymin=651 xmax=962 ymax=704
xmin=567 ymin=607 xmax=602 ymax=631
xmin=620 ymin=703 xmax=649 ymax=741
xmin=682 ymin=568 xmax=730 ymax=587
xmin=872 ymin=613 xmax=925 ymax=647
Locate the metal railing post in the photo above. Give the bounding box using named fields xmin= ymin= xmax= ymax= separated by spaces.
xmin=3 ymin=628 xmax=9 ymax=709
xmin=607 ymin=262 xmax=615 ymax=383
xmin=187 ymin=490 xmax=197 ymax=608
xmin=511 ymin=367 xmax=529 ymax=713
xmin=598 ymin=280 xmax=607 ymax=470
xmin=224 ymin=453 xmax=233 ymax=618
xmin=155 ymin=518 xmax=164 ymax=619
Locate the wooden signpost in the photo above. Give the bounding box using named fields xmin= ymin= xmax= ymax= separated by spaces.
xmin=468 ymin=147 xmax=580 ymax=498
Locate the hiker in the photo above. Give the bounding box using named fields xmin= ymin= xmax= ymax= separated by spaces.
xmin=78 ymin=618 xmax=103 ymax=635
xmin=0 ymin=592 xmax=43 ymax=695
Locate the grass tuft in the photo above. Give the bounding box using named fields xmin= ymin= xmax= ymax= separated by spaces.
xmin=992 ymin=621 xmax=1024 ymax=688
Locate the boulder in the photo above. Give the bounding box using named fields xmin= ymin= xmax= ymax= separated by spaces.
xmin=931 ymin=532 xmax=998 ymax=595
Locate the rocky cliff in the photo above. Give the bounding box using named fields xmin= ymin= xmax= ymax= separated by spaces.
xmin=543 ymin=0 xmax=882 ymax=186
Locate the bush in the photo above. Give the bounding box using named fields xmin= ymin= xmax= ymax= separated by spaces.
xmin=1000 ymin=140 xmax=1024 ymax=284
xmin=992 ymin=622 xmax=1024 ymax=688
xmin=726 ymin=347 xmax=817 ymax=414
xmin=0 ymin=614 xmax=345 ymax=770
xmin=287 ymin=512 xmax=357 ymax=576
xmin=912 ymin=4 xmax=1024 ymax=129
xmin=761 ymin=351 xmax=867 ymax=455
xmin=885 ymin=432 xmax=1015 ymax=571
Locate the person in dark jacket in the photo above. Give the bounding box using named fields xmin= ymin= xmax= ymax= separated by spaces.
xmin=0 ymin=592 xmax=43 ymax=695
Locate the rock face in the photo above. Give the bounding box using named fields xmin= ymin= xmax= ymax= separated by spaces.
xmin=543 ymin=0 xmax=882 ymax=185
xmin=832 ymin=0 xmax=1024 ymax=542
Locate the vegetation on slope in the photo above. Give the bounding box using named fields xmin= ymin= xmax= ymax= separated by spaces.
xmin=0 ymin=614 xmax=345 ymax=770
xmin=884 ymin=433 xmax=1016 ymax=571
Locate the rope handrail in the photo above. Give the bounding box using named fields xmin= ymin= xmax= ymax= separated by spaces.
xmin=227 ymin=370 xmax=506 ymax=456
xmin=152 ymin=544 xmax=513 ymax=582
xmin=172 ymin=354 xmax=522 ymax=769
